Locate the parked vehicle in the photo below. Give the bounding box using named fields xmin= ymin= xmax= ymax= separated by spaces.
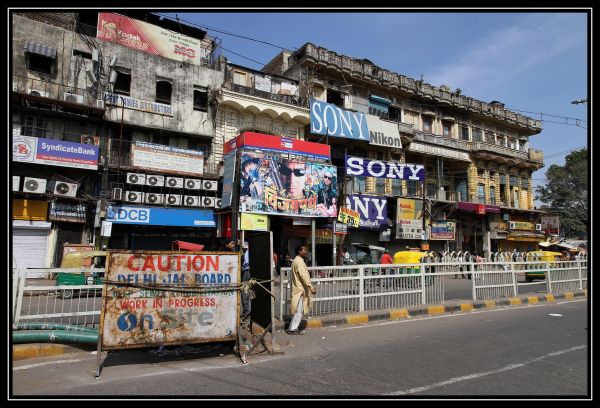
xmin=524 ymin=250 xmax=562 ymax=282
xmin=56 ymin=251 xmax=106 ymax=299
xmin=392 ymin=250 xmax=428 ymax=273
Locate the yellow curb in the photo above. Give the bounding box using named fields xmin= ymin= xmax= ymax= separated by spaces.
xmin=13 ymin=344 xmax=67 ymax=360
xmin=509 ymin=298 xmax=522 ymax=305
xmin=306 ymin=318 xmax=323 ymax=328
xmin=485 ymin=300 xmax=496 ymax=309
xmin=428 ymin=305 xmax=445 ymax=315
xmin=346 ymin=313 xmax=369 ymax=325
xmin=565 ymin=292 xmax=575 ymax=300
xmin=460 ymin=303 xmax=474 ymax=312
xmin=528 ymin=296 xmax=539 ymax=304
xmin=545 ymin=294 xmax=555 ymax=303
xmin=389 ymin=309 xmax=409 ymax=320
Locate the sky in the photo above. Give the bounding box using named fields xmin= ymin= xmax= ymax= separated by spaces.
xmin=162 ymin=10 xmax=589 ymax=204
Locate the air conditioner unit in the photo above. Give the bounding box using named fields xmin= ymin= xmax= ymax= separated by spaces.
xmin=81 ymin=135 xmax=100 ymax=145
xmin=28 ymin=89 xmax=49 ymax=98
xmin=126 ymin=172 xmax=146 ymax=185
xmin=509 ymin=221 xmax=516 ymax=230
xmin=146 ymin=175 xmax=165 ymax=187
xmin=126 ymin=191 xmax=143 ymax=203
xmin=183 ymin=195 xmax=200 ymax=207
xmin=215 ymin=198 xmax=222 ymax=209
xmin=12 ymin=176 xmax=21 ymax=192
xmin=23 ymin=177 xmax=47 ymax=194
xmin=166 ymin=177 xmax=184 ymax=188
xmin=96 ymin=100 xmax=105 ymax=109
xmin=201 ymin=196 xmax=215 ymax=208
xmin=145 ymin=193 xmax=164 ymax=205
xmin=202 ymin=179 xmax=217 ymax=191
xmin=166 ymin=194 xmax=182 ymax=206
xmin=184 ymin=178 xmax=202 ymax=190
xmin=111 ymin=187 xmax=123 ymax=201
xmin=53 ymin=181 xmax=78 ymax=197
xmin=535 ymin=223 xmax=542 ymax=231
xmin=63 ymin=92 xmax=84 ymax=104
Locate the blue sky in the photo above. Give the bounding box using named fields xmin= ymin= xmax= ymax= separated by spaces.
xmin=164 ymin=11 xmax=588 ymax=203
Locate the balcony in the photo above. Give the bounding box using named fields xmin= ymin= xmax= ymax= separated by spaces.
xmin=225 ymin=83 xmax=307 ymax=108
xmin=470 ymin=142 xmax=528 ymax=160
xmin=412 ymin=131 xmax=471 ymax=151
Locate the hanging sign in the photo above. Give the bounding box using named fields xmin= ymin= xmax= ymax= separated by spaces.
xmin=345 ymin=156 xmax=424 ymax=181
xmin=337 ymin=207 xmax=360 ymax=228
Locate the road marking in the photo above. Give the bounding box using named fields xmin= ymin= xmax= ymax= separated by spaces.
xmin=386 ymin=345 xmax=586 ymax=395
xmin=13 ymin=357 xmax=89 ymax=371
xmin=557 ymin=299 xmax=586 ymax=305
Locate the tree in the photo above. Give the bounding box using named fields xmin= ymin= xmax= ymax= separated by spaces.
xmin=535 ymin=148 xmax=588 ymax=238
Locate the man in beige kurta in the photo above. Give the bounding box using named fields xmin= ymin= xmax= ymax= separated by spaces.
xmin=287 ymin=244 xmax=316 ymax=334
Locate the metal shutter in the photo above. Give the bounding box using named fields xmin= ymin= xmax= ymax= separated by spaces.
xmin=13 ymin=228 xmax=49 ymax=272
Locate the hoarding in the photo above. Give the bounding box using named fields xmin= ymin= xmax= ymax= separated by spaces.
xmin=131 ymin=141 xmax=203 ymax=176
xmin=48 ymin=202 xmax=87 ymax=223
xmin=239 ymin=151 xmax=337 ymax=217
xmin=366 ymin=115 xmax=402 ymax=149
xmin=345 ymin=156 xmax=424 ymax=181
xmin=310 ymin=99 xmax=370 ymax=141
xmin=223 ymin=131 xmax=330 ymax=159
xmin=396 ymin=198 xmax=424 ymax=239
xmin=430 ymin=220 xmax=456 ymax=240
xmin=12 ymin=135 xmax=99 ymax=170
xmin=100 ymin=251 xmax=238 ymax=350
xmin=345 ymin=194 xmax=387 ymax=230
xmin=106 ymin=205 xmax=215 ymax=227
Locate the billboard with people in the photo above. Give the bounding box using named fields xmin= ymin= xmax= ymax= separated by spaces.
xmin=239 ymin=151 xmax=337 ymax=217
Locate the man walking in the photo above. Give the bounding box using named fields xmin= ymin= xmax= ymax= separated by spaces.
xmin=287 ymin=244 xmax=316 ymax=335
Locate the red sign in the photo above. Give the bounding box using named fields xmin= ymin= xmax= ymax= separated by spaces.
xmin=223 ymin=132 xmax=330 ymax=159
xmin=476 ymin=204 xmax=486 ymax=215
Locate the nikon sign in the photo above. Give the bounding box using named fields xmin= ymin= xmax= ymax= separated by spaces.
xmin=366 ymin=115 xmax=402 ymax=149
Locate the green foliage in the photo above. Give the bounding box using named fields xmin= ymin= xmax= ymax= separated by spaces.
xmin=535 ymin=148 xmax=588 ymax=238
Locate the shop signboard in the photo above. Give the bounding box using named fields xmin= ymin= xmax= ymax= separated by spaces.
xmin=345 ymin=194 xmax=387 ymax=230
xmin=106 ymin=205 xmax=215 ymax=227
xmin=366 ymin=115 xmax=402 ymax=149
xmin=12 ymin=199 xmax=48 ymax=221
xmin=430 ymin=220 xmax=456 ymax=240
xmin=103 ymin=92 xmax=173 ymax=116
xmin=310 ymin=99 xmax=370 ymax=141
xmin=239 ymin=151 xmax=337 ymax=217
xmin=345 ymin=155 xmax=424 ymax=181
xmin=240 ymin=213 xmax=269 ymax=231
xmin=396 ymin=198 xmax=423 ymax=239
xmin=48 ymin=202 xmax=86 ymax=223
xmin=13 ymin=135 xmax=99 ymax=170
xmin=509 ymin=221 xmax=535 ymax=231
xmin=100 ymin=251 xmax=238 ymax=350
xmin=540 ymin=215 xmax=560 ymax=235
xmin=337 ymin=207 xmax=360 ymax=228
xmin=131 ymin=141 xmax=203 ymax=176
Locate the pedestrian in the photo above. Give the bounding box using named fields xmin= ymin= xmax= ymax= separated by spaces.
xmin=341 ymin=247 xmax=354 ymax=265
xmin=286 ymin=244 xmax=316 ymax=335
xmin=241 ymin=241 xmax=251 ymax=318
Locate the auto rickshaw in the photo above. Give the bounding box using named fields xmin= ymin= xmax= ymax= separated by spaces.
xmin=524 ymin=250 xmax=562 ymax=282
xmin=56 ymin=250 xmax=107 ymax=299
xmin=392 ymin=250 xmax=428 ymax=274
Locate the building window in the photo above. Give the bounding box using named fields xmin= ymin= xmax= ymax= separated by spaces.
xmin=472 ymin=128 xmax=482 ymax=142
xmin=407 ymin=180 xmax=419 ymax=197
xmin=422 ymin=117 xmax=432 ymax=133
xmin=113 ymin=69 xmax=131 ymax=96
xmin=485 ymin=131 xmax=495 ymax=144
xmin=460 ymin=125 xmax=469 ymax=141
xmin=233 ymin=71 xmax=247 ymax=86
xmin=477 ymin=168 xmax=485 ymax=178
xmin=327 ymin=88 xmax=344 ymax=107
xmin=496 ymin=135 xmax=505 ymax=146
xmin=427 ymin=183 xmax=437 ymax=198
xmin=21 ymin=116 xmax=46 ymax=137
xmin=477 ymin=183 xmax=485 ymax=204
xmin=27 ymin=53 xmax=54 ymax=75
xmin=489 ymin=186 xmax=496 ymax=205
xmin=353 ymin=176 xmax=366 ymax=193
xmin=392 ymin=179 xmax=402 ymax=196
xmin=376 ymin=178 xmax=385 ymax=195
xmin=521 ymin=178 xmax=529 ymax=190
xmin=442 ymin=121 xmax=452 ymax=137
xmin=156 ymin=80 xmax=172 ymax=105
xmin=193 ymin=86 xmax=208 ymax=112
xmin=389 ymin=106 xmax=401 ymax=121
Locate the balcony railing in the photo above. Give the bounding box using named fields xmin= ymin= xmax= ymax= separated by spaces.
xmin=226 ymin=83 xmax=308 ymax=108
xmin=413 ymin=131 xmax=471 ymax=151
xmin=12 ymin=75 xmax=104 ymax=110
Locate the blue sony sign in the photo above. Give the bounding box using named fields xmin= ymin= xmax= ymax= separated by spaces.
xmin=310 ymin=98 xmax=370 ymax=141
xmin=106 ymin=205 xmax=215 ymax=227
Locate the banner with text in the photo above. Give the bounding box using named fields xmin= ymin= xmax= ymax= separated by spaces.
xmin=310 ymin=99 xmax=370 ymax=141
xmin=13 ymin=135 xmax=99 ymax=170
xmin=430 ymin=220 xmax=456 ymax=240
xmin=345 ymin=156 xmax=424 ymax=181
xmin=396 ymin=198 xmax=424 ymax=240
xmin=132 ymin=141 xmax=204 ymax=176
xmin=345 ymin=194 xmax=388 ymax=230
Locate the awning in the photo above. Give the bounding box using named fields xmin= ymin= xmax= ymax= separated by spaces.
xmin=23 ymin=40 xmax=57 ymax=59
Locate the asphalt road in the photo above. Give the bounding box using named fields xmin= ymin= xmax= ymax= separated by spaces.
xmin=11 ymin=298 xmax=588 ymax=398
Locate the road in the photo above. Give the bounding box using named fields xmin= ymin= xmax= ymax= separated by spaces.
xmin=12 ymin=298 xmax=588 ymax=397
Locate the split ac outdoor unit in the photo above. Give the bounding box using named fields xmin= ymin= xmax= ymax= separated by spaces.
xmin=28 ymin=89 xmax=49 ymax=98
xmin=215 ymin=198 xmax=222 ymax=209
xmin=112 ymin=187 xmax=124 ymax=201
xmin=146 ymin=175 xmax=165 ymax=187
xmin=126 ymin=173 xmax=146 ymax=185
xmin=183 ymin=196 xmax=200 ymax=207
xmin=201 ymin=197 xmax=215 ymax=208
xmin=166 ymin=194 xmax=182 ymax=206
xmin=145 ymin=193 xmax=164 ymax=205
xmin=12 ymin=176 xmax=21 ymax=192
xmin=126 ymin=191 xmax=143 ymax=203
xmin=185 ymin=178 xmax=202 ymax=190
xmin=201 ymin=179 xmax=217 ymax=191
xmin=63 ymin=92 xmax=84 ymax=104
xmin=509 ymin=221 xmax=516 ymax=230
xmin=96 ymin=100 xmax=105 ymax=109
xmin=535 ymin=224 xmax=542 ymax=231
xmin=23 ymin=177 xmax=47 ymax=194
xmin=53 ymin=181 xmax=78 ymax=197
xmin=166 ymin=177 xmax=183 ymax=188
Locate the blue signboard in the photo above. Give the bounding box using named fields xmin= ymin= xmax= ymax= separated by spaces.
xmin=106 ymin=205 xmax=215 ymax=227
xmin=345 ymin=155 xmax=425 ymax=182
xmin=345 ymin=194 xmax=388 ymax=230
xmin=12 ymin=135 xmax=99 ymax=170
xmin=310 ymin=98 xmax=370 ymax=141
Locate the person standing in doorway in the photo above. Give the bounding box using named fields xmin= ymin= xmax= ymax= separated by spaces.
xmin=286 ymin=244 xmax=316 ymax=335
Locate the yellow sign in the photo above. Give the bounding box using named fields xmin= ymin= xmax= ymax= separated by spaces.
xmin=506 ymin=235 xmax=542 ymax=242
xmin=510 ymin=221 xmax=535 ymax=231
xmin=240 ymin=213 xmax=269 ymax=231
xmin=13 ymin=199 xmax=48 ymax=221
xmin=337 ymin=207 xmax=360 ymax=227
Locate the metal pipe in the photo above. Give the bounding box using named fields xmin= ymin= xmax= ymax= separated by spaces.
xmin=15 ymin=322 xmax=97 ymax=333
xmin=13 ymin=330 xmax=98 ymax=344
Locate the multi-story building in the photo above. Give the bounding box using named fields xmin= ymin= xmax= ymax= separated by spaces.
xmin=11 ymin=12 xmax=225 ymax=267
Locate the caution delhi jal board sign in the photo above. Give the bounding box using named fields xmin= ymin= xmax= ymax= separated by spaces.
xmin=100 ymin=251 xmax=239 ymax=350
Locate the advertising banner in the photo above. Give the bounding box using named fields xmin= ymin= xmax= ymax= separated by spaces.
xmin=509 ymin=221 xmax=535 ymax=231
xmin=97 ymin=12 xmax=210 ymax=65
xmin=220 ymin=151 xmax=236 ymax=208
xmin=366 ymin=115 xmax=402 ymax=149
xmin=337 ymin=207 xmax=360 ymax=228
xmin=131 ymin=141 xmax=204 ymax=176
xmin=106 ymin=205 xmax=215 ymax=227
xmin=239 ymin=151 xmax=337 ymax=217
xmin=100 ymin=251 xmax=238 ymax=350
xmin=345 ymin=194 xmax=387 ymax=230
xmin=345 ymin=155 xmax=424 ymax=181
xmin=223 ymin=132 xmax=330 ymax=159
xmin=540 ymin=215 xmax=560 ymax=235
xmin=12 ymin=199 xmax=48 ymax=221
xmin=103 ymin=92 xmax=173 ymax=116
xmin=396 ymin=198 xmax=424 ymax=239
xmin=310 ymin=99 xmax=370 ymax=141
xmin=48 ymin=202 xmax=87 ymax=223
xmin=13 ymin=135 xmax=99 ymax=170
xmin=240 ymin=213 xmax=269 ymax=231
xmin=430 ymin=220 xmax=456 ymax=240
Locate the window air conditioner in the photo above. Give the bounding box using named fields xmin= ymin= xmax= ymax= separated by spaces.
xmin=126 ymin=191 xmax=143 ymax=203
xmin=201 ymin=179 xmax=217 ymax=191
xmin=53 ymin=181 xmax=78 ymax=197
xmin=63 ymin=92 xmax=84 ymax=104
xmin=183 ymin=196 xmax=200 ymax=207
xmin=166 ymin=194 xmax=182 ymax=206
xmin=28 ymin=89 xmax=49 ymax=98
xmin=201 ymin=196 xmax=215 ymax=208
xmin=12 ymin=176 xmax=21 ymax=192
xmin=166 ymin=177 xmax=184 ymax=188
xmin=146 ymin=175 xmax=165 ymax=187
xmin=145 ymin=193 xmax=164 ymax=205
xmin=23 ymin=177 xmax=47 ymax=194
xmin=126 ymin=173 xmax=146 ymax=185
xmin=535 ymin=223 xmax=542 ymax=231
xmin=184 ymin=178 xmax=202 ymax=190
xmin=112 ymin=187 xmax=123 ymax=201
